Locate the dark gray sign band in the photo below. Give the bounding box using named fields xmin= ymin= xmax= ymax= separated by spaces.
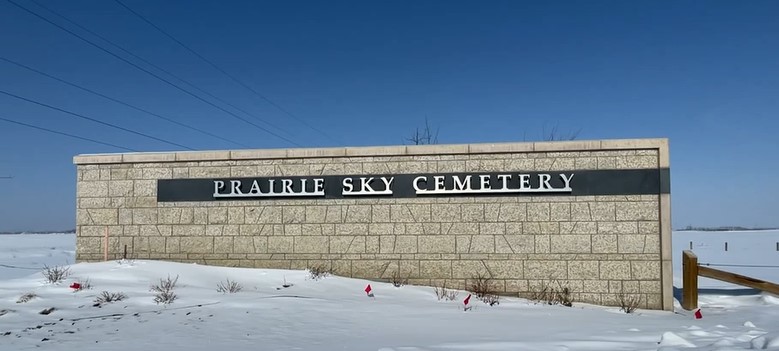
xmin=157 ymin=168 xmax=670 ymax=202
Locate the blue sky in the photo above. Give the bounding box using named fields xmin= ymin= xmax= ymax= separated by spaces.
xmin=1 ymin=0 xmax=778 ymax=231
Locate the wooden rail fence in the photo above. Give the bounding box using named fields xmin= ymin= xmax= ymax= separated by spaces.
xmin=682 ymin=250 xmax=779 ymax=310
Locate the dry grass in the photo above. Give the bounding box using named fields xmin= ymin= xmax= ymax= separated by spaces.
xmin=389 ymin=270 xmax=409 ymax=288
xmin=94 ymin=291 xmax=127 ymax=305
xmin=307 ymin=263 xmax=331 ymax=281
xmin=433 ymin=284 xmax=459 ymax=301
xmin=16 ymin=292 xmax=37 ymax=304
xmin=468 ymin=272 xmax=501 ymax=306
xmin=150 ymin=275 xmax=178 ymax=305
xmin=529 ymin=279 xmax=574 ymax=307
xmin=216 ymin=278 xmax=243 ymax=293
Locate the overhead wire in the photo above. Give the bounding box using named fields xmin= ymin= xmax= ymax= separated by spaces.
xmin=0 ymin=89 xmax=193 ymax=150
xmin=4 ymin=0 xmax=299 ymax=146
xmin=112 ymin=0 xmax=340 ymax=144
xmin=0 ymin=115 xmax=137 ymax=151
xmin=27 ymin=0 xmax=294 ymax=141
xmin=0 ymin=56 xmax=249 ymax=148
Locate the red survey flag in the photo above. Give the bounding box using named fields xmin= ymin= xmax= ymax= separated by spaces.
xmin=464 ymin=294 xmax=471 ymax=306
xmin=365 ymin=284 xmax=373 ymax=296
xmin=694 ymin=308 xmax=702 ymax=319
xmin=70 ymin=282 xmax=81 ymax=290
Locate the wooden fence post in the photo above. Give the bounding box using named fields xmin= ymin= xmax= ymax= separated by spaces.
xmin=682 ymin=250 xmax=698 ymax=310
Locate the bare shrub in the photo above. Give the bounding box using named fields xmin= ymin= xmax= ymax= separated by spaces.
xmin=94 ymin=291 xmax=127 ymax=305
xmin=618 ymin=289 xmax=642 ymax=314
xmin=529 ymin=279 xmax=574 ymax=307
xmin=468 ymin=272 xmax=502 ymax=305
xmin=42 ymin=265 xmax=70 ymax=284
xmin=389 ymin=270 xmax=408 ymax=288
xmin=482 ymin=293 xmax=500 ymax=306
xmin=150 ymin=275 xmax=178 ymax=305
xmin=216 ymin=278 xmax=243 ymax=293
xmin=433 ymin=284 xmax=459 ymax=301
xmin=16 ymin=292 xmax=37 ymax=304
xmin=307 ymin=263 xmax=331 ymax=281
xmin=468 ymin=272 xmax=495 ymax=297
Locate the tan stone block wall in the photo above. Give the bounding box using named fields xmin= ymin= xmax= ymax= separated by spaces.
xmin=74 ymin=140 xmax=671 ymax=310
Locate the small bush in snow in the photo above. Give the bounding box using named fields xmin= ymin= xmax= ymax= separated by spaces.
xmin=618 ymin=289 xmax=642 ymax=314
xmin=307 ymin=263 xmax=331 ymax=281
xmin=216 ymin=278 xmax=243 ymax=293
xmin=467 ymin=273 xmax=502 ymax=306
xmin=150 ymin=275 xmax=178 ymax=305
xmin=529 ymin=279 xmax=574 ymax=307
xmin=41 ymin=264 xmax=70 ymax=284
xmin=468 ymin=273 xmax=495 ymax=297
xmin=389 ymin=270 xmax=408 ymax=288
xmin=434 ymin=285 xmax=459 ymax=301
xmin=94 ymin=291 xmax=127 ymax=305
xmin=16 ymin=292 xmax=37 ymax=304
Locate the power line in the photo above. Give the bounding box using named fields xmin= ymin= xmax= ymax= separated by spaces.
xmin=112 ymin=0 xmax=340 ymax=144
xmin=0 ymin=56 xmax=249 ymax=149
xmin=5 ymin=0 xmax=299 ymax=147
xmin=0 ymin=115 xmax=136 ymax=151
xmin=0 ymin=89 xmax=193 ymax=150
xmin=27 ymin=0 xmax=294 ymax=141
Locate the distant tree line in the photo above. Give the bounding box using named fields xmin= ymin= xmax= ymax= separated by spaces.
xmin=677 ymin=225 xmax=779 ymax=232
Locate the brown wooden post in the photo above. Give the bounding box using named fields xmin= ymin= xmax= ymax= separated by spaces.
xmin=682 ymin=250 xmax=698 ymax=310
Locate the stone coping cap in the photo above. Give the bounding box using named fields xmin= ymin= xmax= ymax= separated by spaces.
xmin=73 ymin=138 xmax=669 ymax=165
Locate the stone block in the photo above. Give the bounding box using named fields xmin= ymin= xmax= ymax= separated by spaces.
xmin=497 ymin=235 xmax=534 ymax=254
xmin=631 ymin=261 xmax=660 ymax=280
xmin=485 ymin=260 xmax=524 ymax=279
xmin=336 ymin=223 xmax=369 ymax=236
xmin=133 ymin=180 xmax=156 ymax=196
xmin=638 ymin=221 xmax=659 ymax=234
xmin=616 ymin=202 xmax=659 ymax=221
xmin=330 ymin=236 xmax=365 ymax=253
xmin=590 ymin=203 xmax=615 ymax=221
xmin=268 ymin=236 xmax=294 ymax=253
xmin=365 ymin=236 xmax=380 ymax=253
xmin=108 ymin=180 xmax=134 ymax=197
xmin=497 ymin=203 xmax=526 ymax=222
xmin=172 ymin=225 xmax=205 ymax=236
xmin=560 ymin=222 xmax=597 ymax=234
xmin=78 ymin=181 xmax=108 ymax=197
xmin=419 ymin=261 xmax=452 ymax=278
xmin=245 ymin=206 xmax=282 ymax=224
xmin=461 ymin=204 xmax=485 ymax=222
xmin=599 ymin=261 xmax=631 ymax=280
xmin=418 ymin=236 xmax=455 ymax=253
xmin=479 ymin=223 xmax=505 ymax=235
xmin=524 ymin=261 xmax=567 ymax=279
xmin=527 ymin=203 xmax=550 ymax=221
xmin=344 ymin=205 xmax=371 ymax=223
xmin=618 ymin=235 xmax=649 ymax=253
xmin=282 ymin=206 xmax=305 ymax=223
xmin=294 ymin=236 xmax=329 ymax=253
xmin=432 ymin=204 xmax=461 ymax=222
xmin=592 ymin=234 xmax=617 ymax=253
xmin=598 ymin=221 xmax=638 ymax=234
xmin=534 ymin=235 xmax=550 ymax=253
xmin=206 ymin=208 xmax=227 ymax=224
xmin=180 ymin=237 xmax=213 ymax=254
xmin=452 ymin=260 xmax=487 ymax=278
xmin=372 ymin=205 xmax=390 ymax=222
xmin=550 ymin=203 xmax=571 ymax=221
xmin=550 ymin=235 xmax=591 ymax=253
xmin=568 ymin=261 xmax=599 ymax=279
xmin=214 ymin=237 xmax=234 ymax=253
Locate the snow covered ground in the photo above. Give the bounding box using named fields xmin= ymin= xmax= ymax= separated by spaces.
xmin=0 ymin=231 xmax=777 ymax=350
